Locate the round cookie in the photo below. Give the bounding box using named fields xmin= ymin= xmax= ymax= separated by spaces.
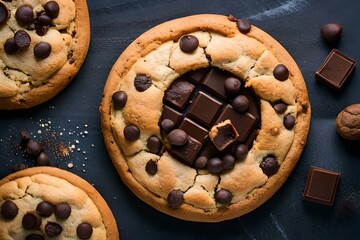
xmin=0 ymin=0 xmax=90 ymax=109
xmin=0 ymin=167 xmax=119 ymax=239
xmin=100 ymin=14 xmax=311 ymax=222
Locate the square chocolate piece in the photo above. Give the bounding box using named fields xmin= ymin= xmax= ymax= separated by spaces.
xmin=303 ymin=166 xmax=341 ymax=206
xmin=315 ymin=49 xmax=356 ymax=90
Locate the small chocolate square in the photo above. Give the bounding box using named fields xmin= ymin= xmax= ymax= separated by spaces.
xmin=202 ymin=68 xmax=231 ymax=99
xmin=162 ymin=105 xmax=182 ymax=127
xmin=185 ymin=68 xmax=209 ymax=85
xmin=164 ymin=79 xmax=195 ymax=110
xmin=170 ymin=136 xmax=202 ymax=165
xmin=178 ymin=118 xmax=208 ymax=144
xmin=315 ymin=49 xmax=356 ymax=90
xmin=303 ymin=166 xmax=341 ymax=206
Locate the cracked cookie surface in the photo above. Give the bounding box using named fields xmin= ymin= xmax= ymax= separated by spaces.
xmin=100 ymin=14 xmax=311 ymax=222
xmin=0 ymin=0 xmax=90 ymax=109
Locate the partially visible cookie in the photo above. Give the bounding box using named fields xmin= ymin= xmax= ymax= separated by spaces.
xmin=0 ymin=0 xmax=90 ymax=109
xmin=0 ymin=167 xmax=119 ymax=239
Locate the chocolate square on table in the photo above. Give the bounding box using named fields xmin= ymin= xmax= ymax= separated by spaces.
xmin=315 ymin=49 xmax=356 ymax=90
xmin=303 ymin=166 xmax=341 ymax=206
xmin=178 ymin=117 xmax=208 ymax=144
xmin=164 ymin=79 xmax=195 ymax=110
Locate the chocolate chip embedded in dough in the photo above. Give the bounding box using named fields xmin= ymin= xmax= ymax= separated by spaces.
xmin=215 ymin=189 xmax=233 ymax=205
xmin=236 ymin=19 xmax=251 ymax=34
xmin=260 ymin=155 xmax=279 ymax=176
xmin=12 ymin=163 xmax=28 ymax=172
xmin=167 ymin=189 xmax=184 ymax=208
xmin=228 ymin=14 xmax=237 ymax=22
xmin=194 ymin=156 xmax=208 ymax=169
xmin=4 ymin=38 xmax=17 ymax=54
xmin=179 ymin=35 xmax=199 ymax=53
xmin=284 ymin=114 xmax=295 ymax=130
xmin=147 ymin=135 xmax=162 ymax=154
xmin=0 ymin=2 xmax=9 ymax=26
xmin=224 ymin=77 xmax=241 ymax=94
xmin=207 ymin=157 xmax=224 ymax=174
xmin=14 ymin=30 xmax=31 ymax=49
xmin=232 ymin=95 xmax=249 ymax=112
xmin=35 ymin=25 xmax=49 ymax=36
xmin=112 ymin=91 xmax=127 ymax=109
xmin=26 ymin=234 xmax=44 ymax=240
xmin=38 ymin=14 xmax=52 ymax=26
xmin=1 ymin=200 xmax=18 ymax=220
xmin=77 ymin=222 xmax=93 ymax=239
xmin=234 ymin=143 xmax=248 ymax=161
xmin=145 ymin=160 xmax=157 ymax=175
xmin=15 ymin=5 xmax=34 ymax=25
xmin=134 ymin=74 xmax=152 ymax=92
xmin=34 ymin=42 xmax=52 ymax=59
xmin=274 ymin=103 xmax=287 ymax=114
xmin=35 ymin=152 xmax=51 ymax=166
xmin=168 ymin=129 xmax=188 ymax=146
xmin=36 ymin=201 xmax=54 ymax=217
xmin=45 ymin=222 xmax=62 ymax=237
xmin=26 ymin=139 xmax=42 ymax=158
xmin=273 ymin=64 xmax=289 ymax=81
xmin=22 ymin=212 xmax=42 ymax=230
xmin=54 ymin=202 xmax=71 ymax=220
xmin=123 ymin=125 xmax=140 ymax=141
xmin=44 ymin=1 xmax=60 ymax=19
xmin=222 ymin=154 xmax=235 ymax=170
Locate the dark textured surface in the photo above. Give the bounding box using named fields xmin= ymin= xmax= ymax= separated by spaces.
xmin=1 ymin=0 xmax=360 ymax=239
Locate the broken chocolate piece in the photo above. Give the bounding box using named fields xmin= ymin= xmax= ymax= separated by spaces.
xmin=209 ymin=120 xmax=239 ymax=151
xmin=170 ymin=136 xmax=201 ymax=165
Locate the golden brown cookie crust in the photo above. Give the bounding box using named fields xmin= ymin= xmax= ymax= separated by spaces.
xmin=100 ymin=14 xmax=311 ymax=222
xmin=0 ymin=0 xmax=90 ymax=110
xmin=0 ymin=167 xmax=119 ymax=239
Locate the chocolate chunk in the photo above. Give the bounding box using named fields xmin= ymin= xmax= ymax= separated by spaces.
xmin=145 ymin=160 xmax=157 ymax=175
xmin=164 ymin=79 xmax=195 ymax=110
xmin=15 ymin=5 xmax=34 ymax=25
xmin=19 ymin=130 xmax=30 ymax=148
xmin=185 ymin=68 xmax=208 ymax=84
xmin=234 ymin=143 xmax=248 ymax=160
xmin=14 ymin=30 xmax=31 ymax=49
xmin=1 ymin=200 xmax=18 ymax=220
xmin=45 ymin=222 xmax=62 ymax=237
xmin=188 ymin=91 xmax=222 ymax=127
xmin=232 ymin=95 xmax=249 ymax=112
xmin=315 ymin=49 xmax=356 ymax=90
xmin=35 ymin=152 xmax=51 ymax=166
xmin=178 ymin=118 xmax=208 ymax=144
xmin=273 ymin=64 xmax=289 ymax=81
xmin=161 ymin=119 xmax=175 ymax=133
xmin=112 ymin=91 xmax=127 ymax=109
xmin=209 ymin=120 xmax=238 ymax=151
xmin=134 ymin=74 xmax=152 ymax=92
xmin=215 ymin=189 xmax=233 ymax=205
xmin=4 ymin=38 xmax=17 ymax=54
xmin=179 ymin=35 xmax=199 ymax=53
xmin=35 ymin=25 xmax=49 ymax=36
xmin=259 ymin=155 xmax=279 ymax=176
xmin=38 ymin=14 xmax=52 ymax=26
xmin=77 ymin=222 xmax=93 ymax=239
xmin=44 ymin=1 xmax=59 ymax=19
xmin=194 ymin=156 xmax=208 ymax=169
xmin=207 ymin=157 xmax=224 ymax=174
xmin=54 ymin=202 xmax=71 ymax=220
xmin=273 ymin=103 xmax=287 ymax=114
xmin=34 ymin=42 xmax=51 ymax=59
xmin=170 ymin=136 xmax=201 ymax=165
xmin=168 ymin=129 xmax=188 ymax=146
xmin=202 ymin=68 xmax=231 ymax=99
xmin=26 ymin=139 xmax=42 ymax=157
xmin=224 ymin=77 xmax=241 ymax=94
xmin=36 ymin=201 xmax=54 ymax=217
xmin=236 ymin=19 xmax=251 ymax=34
xmin=167 ymin=189 xmax=184 ymax=208
xmin=222 ymin=154 xmax=235 ymax=170
xmin=228 ymin=14 xmax=237 ymax=22
xmin=162 ymin=105 xmax=182 ymax=127
xmin=147 ymin=135 xmax=162 ymax=154
xmin=123 ymin=125 xmax=140 ymax=141
xmin=303 ymin=166 xmax=341 ymax=206
xmin=321 ymin=23 xmax=342 ymax=45
xmin=12 ymin=163 xmax=28 ymax=172
xmin=284 ymin=114 xmax=295 ymax=130
xmin=0 ymin=2 xmax=9 ymax=26
xmin=22 ymin=212 xmax=42 ymax=230
xmin=26 ymin=234 xmax=44 ymax=240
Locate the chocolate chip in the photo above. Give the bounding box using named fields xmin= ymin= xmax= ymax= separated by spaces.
xmin=123 ymin=125 xmax=140 ymax=141
xmin=12 ymin=163 xmax=28 ymax=172
xmin=22 ymin=212 xmax=42 ymax=230
xmin=147 ymin=135 xmax=162 ymax=154
xmin=215 ymin=189 xmax=233 ymax=205
xmin=284 ymin=114 xmax=295 ymax=130
xmin=273 ymin=64 xmax=289 ymax=81
xmin=222 ymin=154 xmax=235 ymax=170
xmin=34 ymin=42 xmax=51 ymax=59
xmin=161 ymin=119 xmax=175 ymax=133
xmin=54 ymin=202 xmax=71 ymax=220
xmin=38 ymin=14 xmax=52 ymax=26
xmin=19 ymin=130 xmax=30 ymax=148
xmin=232 ymin=95 xmax=249 ymax=112
xmin=35 ymin=152 xmax=51 ymax=166
xmin=321 ymin=23 xmax=342 ymax=45
xmin=260 ymin=155 xmax=279 ymax=176
xmin=167 ymin=189 xmax=184 ymax=208
xmin=26 ymin=139 xmax=42 ymax=158
xmin=15 ymin=5 xmax=34 ymax=25
xmin=0 ymin=2 xmax=9 ymax=26
xmin=179 ymin=35 xmax=199 ymax=53
xmin=234 ymin=143 xmax=248 ymax=161
xmin=26 ymin=234 xmax=44 ymax=240
xmin=77 ymin=222 xmax=93 ymax=239
xmin=14 ymin=30 xmax=31 ymax=49
xmin=44 ymin=1 xmax=60 ymax=19
xmin=145 ymin=160 xmax=157 ymax=175
xmin=194 ymin=156 xmax=208 ymax=169
xmin=168 ymin=129 xmax=188 ymax=146
xmin=36 ymin=201 xmax=54 ymax=217
xmin=1 ymin=200 xmax=18 ymax=220
xmin=274 ymin=103 xmax=287 ymax=114
xmin=45 ymin=222 xmax=62 ymax=237
xmin=112 ymin=91 xmax=127 ymax=109
xmin=228 ymin=14 xmax=237 ymax=22
xmin=4 ymin=38 xmax=17 ymax=54
xmin=134 ymin=74 xmax=152 ymax=92
xmin=35 ymin=25 xmax=49 ymax=36
xmin=236 ymin=19 xmax=251 ymax=34
xmin=224 ymin=77 xmax=241 ymax=94
xmin=207 ymin=157 xmax=224 ymax=174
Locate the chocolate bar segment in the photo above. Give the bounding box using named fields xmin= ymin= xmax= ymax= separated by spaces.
xmin=178 ymin=118 xmax=208 ymax=144
xmin=202 ymin=68 xmax=231 ymax=99
xmin=303 ymin=166 xmax=341 ymax=206
xmin=164 ymin=79 xmax=195 ymax=110
xmin=315 ymin=49 xmax=356 ymax=90
xmin=170 ymin=136 xmax=202 ymax=165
